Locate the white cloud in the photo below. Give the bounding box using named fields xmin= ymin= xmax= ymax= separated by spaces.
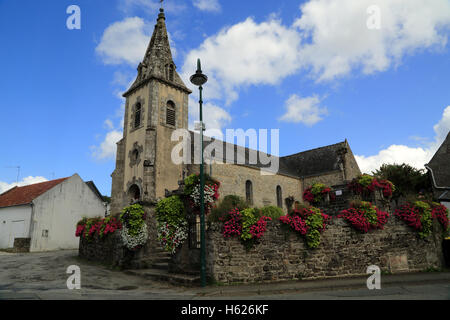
xmin=356 ymin=106 xmax=450 ymax=173
xmin=181 ymin=17 xmax=302 ymax=105
xmin=295 ymin=0 xmax=450 ymax=81
xmin=96 ymin=17 xmax=152 ymax=65
xmin=91 ymin=130 xmax=123 ymax=160
xmin=278 ymin=94 xmax=328 ymax=126
xmin=181 ymin=0 xmax=450 ymax=106
xmin=192 ymin=0 xmax=221 ymax=12
xmin=0 ymin=176 xmax=48 ymax=194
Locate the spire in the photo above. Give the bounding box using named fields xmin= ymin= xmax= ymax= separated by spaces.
xmin=124 ymin=8 xmax=191 ymax=96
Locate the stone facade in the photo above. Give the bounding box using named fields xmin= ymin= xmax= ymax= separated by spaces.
xmin=205 ymin=217 xmax=445 ymax=284
xmin=110 ymin=8 xmax=362 ymax=218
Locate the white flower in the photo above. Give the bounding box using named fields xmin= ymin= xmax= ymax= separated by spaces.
xmin=190 ymin=184 xmax=216 ymax=206
xmin=157 ymin=221 xmax=188 ymax=254
xmin=120 ymin=223 xmax=148 ymax=250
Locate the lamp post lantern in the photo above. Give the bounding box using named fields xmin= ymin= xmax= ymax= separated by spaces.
xmin=190 ymin=58 xmax=208 ymax=287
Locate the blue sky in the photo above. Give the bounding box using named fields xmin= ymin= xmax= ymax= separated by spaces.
xmin=0 ymin=0 xmax=449 ymax=196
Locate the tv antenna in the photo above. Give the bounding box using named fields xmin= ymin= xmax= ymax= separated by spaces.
xmin=5 ymin=166 xmax=21 ymax=185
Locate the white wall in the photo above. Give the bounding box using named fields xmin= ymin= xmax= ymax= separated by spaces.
xmin=442 ymin=201 xmax=450 ymax=212
xmin=29 ymin=174 xmax=105 ymax=252
xmin=0 ymin=205 xmax=32 ymax=249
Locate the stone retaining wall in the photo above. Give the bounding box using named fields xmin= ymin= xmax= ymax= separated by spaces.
xmin=206 ymin=216 xmax=445 ymax=284
xmin=78 ymin=205 xmax=160 ymax=269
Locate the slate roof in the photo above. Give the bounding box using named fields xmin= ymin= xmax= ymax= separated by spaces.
xmin=426 ymin=131 xmax=450 ymax=199
xmin=85 ymin=181 xmax=105 ymax=203
xmin=280 ymin=141 xmax=348 ymax=178
xmin=0 ymin=177 xmax=69 ymax=208
xmin=189 ymin=131 xmax=348 ymax=178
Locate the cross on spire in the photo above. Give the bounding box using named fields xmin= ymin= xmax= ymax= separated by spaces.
xmin=160 ymin=0 xmax=164 ymax=9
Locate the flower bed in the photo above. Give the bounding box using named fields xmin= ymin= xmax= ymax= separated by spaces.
xmin=302 ymin=183 xmax=331 ymax=205
xmin=184 ymin=174 xmax=220 ymax=214
xmin=395 ymin=201 xmax=449 ymax=239
xmin=220 ymin=208 xmax=272 ymax=250
xmin=279 ymin=206 xmax=329 ymax=249
xmin=155 ymin=195 xmax=188 ymax=254
xmin=118 ymin=204 xmax=148 ymax=250
xmin=76 ymin=204 xmax=147 ymax=251
xmin=76 ymin=216 xmax=122 ymax=241
xmin=348 ymin=174 xmax=395 ymax=199
xmin=338 ymin=201 xmax=389 ymax=233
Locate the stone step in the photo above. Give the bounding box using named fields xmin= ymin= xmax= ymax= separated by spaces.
xmin=151 ymin=262 xmax=169 ymax=270
xmin=125 ymin=269 xmax=200 ymax=287
xmin=152 ymin=257 xmax=171 ymax=264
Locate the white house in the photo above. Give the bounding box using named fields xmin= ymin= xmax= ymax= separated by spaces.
xmin=0 ymin=174 xmax=106 ymax=252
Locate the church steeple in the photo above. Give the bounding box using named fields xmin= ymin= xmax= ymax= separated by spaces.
xmin=124 ymin=8 xmax=191 ymax=97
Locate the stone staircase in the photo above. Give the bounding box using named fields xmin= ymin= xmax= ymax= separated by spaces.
xmin=125 ymin=247 xmax=201 ymax=287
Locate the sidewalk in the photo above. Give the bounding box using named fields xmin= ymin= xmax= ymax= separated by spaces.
xmin=194 ymin=272 xmax=450 ymax=297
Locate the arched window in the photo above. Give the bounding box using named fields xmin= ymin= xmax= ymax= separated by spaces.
xmin=169 ymin=64 xmax=174 ymax=81
xmin=245 ymin=180 xmax=253 ymax=205
xmin=134 ymin=103 xmax=141 ymax=128
xmin=166 ymin=100 xmax=176 ymax=126
xmin=276 ymin=185 xmax=283 ymax=208
xmin=164 ymin=64 xmax=168 ymax=80
xmin=132 ymin=149 xmax=139 ymax=162
xmin=128 ymin=184 xmax=141 ymax=202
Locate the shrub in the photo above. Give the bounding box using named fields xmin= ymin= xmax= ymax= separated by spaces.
xmin=259 ymin=206 xmax=284 ymax=219
xmin=75 ymin=216 xmax=122 ymax=241
xmin=338 ymin=201 xmax=389 ymax=233
xmin=209 ymin=195 xmax=250 ymax=222
xmin=348 ymin=174 xmax=395 ymax=199
xmin=279 ymin=206 xmax=329 ymax=249
xmin=431 ymin=203 xmax=449 ymax=233
xmin=220 ymin=207 xmax=271 ymax=250
xmin=303 ymin=183 xmax=331 ymax=205
xmin=184 ymin=174 xmax=220 ymax=214
xmin=395 ymin=201 xmax=433 ymax=239
xmin=155 ymin=196 xmax=188 ymax=254
xmin=119 ymin=204 xmax=148 ymax=250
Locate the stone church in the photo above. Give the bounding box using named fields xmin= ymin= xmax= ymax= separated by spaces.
xmin=110 ymin=8 xmax=362 ymax=215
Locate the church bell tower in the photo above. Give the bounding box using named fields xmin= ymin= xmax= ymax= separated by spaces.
xmin=110 ymin=8 xmax=192 ymax=214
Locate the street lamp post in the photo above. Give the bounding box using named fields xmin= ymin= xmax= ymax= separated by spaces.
xmin=190 ymin=59 xmax=208 ymax=287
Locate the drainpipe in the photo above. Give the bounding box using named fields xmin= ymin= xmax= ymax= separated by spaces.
xmin=28 ymin=201 xmax=35 ymax=251
xmin=425 ymin=165 xmax=450 ymax=190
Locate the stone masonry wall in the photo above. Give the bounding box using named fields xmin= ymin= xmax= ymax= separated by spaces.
xmin=78 ymin=205 xmax=160 ymax=269
xmin=206 ymin=217 xmax=445 ymax=284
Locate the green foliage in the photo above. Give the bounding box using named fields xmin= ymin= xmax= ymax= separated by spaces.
xmin=259 ymin=206 xmax=284 ymax=219
xmin=155 ymin=196 xmax=185 ymax=225
xmin=120 ymin=204 xmax=146 ymax=237
xmin=358 ymin=174 xmax=375 ymax=187
xmin=311 ymin=183 xmax=326 ymax=195
xmin=184 ymin=173 xmax=219 ymax=196
xmin=209 ymin=195 xmax=250 ymax=222
xmin=352 ymin=200 xmax=378 ymax=226
xmin=373 ymin=163 xmax=431 ymax=200
xmin=304 ymin=209 xmax=325 ymax=248
xmin=240 ymin=208 xmax=260 ymax=241
xmin=414 ymin=201 xmax=433 ymax=239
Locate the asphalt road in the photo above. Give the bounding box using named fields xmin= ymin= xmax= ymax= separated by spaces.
xmin=0 ymin=250 xmax=449 ymax=300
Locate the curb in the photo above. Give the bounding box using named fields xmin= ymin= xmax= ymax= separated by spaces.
xmin=194 ymin=272 xmax=450 ymax=297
